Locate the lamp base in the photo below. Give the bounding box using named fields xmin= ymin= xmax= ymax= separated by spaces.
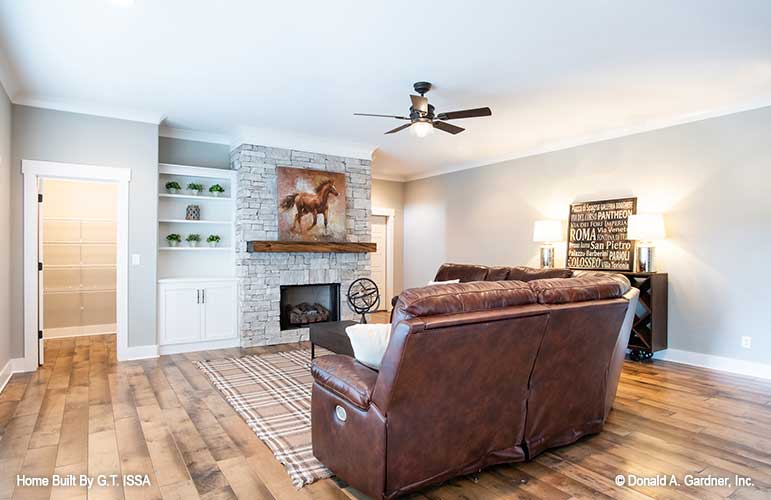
xmin=539 ymin=245 xmax=555 ymax=269
xmin=636 ymin=244 xmax=655 ymax=273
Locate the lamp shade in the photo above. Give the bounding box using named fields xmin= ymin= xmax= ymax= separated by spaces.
xmin=533 ymin=220 xmax=563 ymax=243
xmin=627 ymin=213 xmax=665 ymax=241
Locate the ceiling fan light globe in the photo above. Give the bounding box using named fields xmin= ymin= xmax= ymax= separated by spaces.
xmin=410 ymin=121 xmax=433 ymax=138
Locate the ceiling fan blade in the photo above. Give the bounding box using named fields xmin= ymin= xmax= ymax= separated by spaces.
xmin=436 ymin=107 xmax=492 ymax=120
xmin=410 ymin=94 xmax=428 ymax=113
xmin=384 ymin=123 xmax=412 ymax=135
xmin=354 ymin=113 xmax=410 ymax=120
xmin=433 ymin=121 xmax=465 ymax=135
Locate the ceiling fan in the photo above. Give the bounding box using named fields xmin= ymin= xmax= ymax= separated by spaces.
xmin=354 ymin=81 xmax=492 ymax=137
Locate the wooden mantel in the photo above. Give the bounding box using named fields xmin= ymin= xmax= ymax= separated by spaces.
xmin=247 ymin=240 xmax=377 ymax=253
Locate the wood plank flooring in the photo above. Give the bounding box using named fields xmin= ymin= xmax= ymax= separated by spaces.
xmin=1 ymin=334 xmax=769 ymax=500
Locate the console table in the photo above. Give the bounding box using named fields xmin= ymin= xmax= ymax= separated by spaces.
xmin=620 ymin=272 xmax=668 ymax=361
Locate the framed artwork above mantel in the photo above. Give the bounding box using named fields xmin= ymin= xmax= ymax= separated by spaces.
xmin=277 ymin=166 xmax=347 ymax=242
xmin=566 ymin=197 xmax=637 ymax=271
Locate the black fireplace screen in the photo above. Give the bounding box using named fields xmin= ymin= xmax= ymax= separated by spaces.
xmin=279 ymin=283 xmax=340 ymax=330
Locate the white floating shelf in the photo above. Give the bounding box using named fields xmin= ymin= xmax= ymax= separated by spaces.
xmin=159 ymin=193 xmax=232 ymax=201
xmin=158 ymin=219 xmax=231 ymax=224
xmin=159 ymin=246 xmax=233 ymax=251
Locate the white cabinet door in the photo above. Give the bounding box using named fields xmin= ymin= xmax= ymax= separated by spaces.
xmin=202 ymin=283 xmax=236 ymax=340
xmin=160 ymin=285 xmax=202 ymax=344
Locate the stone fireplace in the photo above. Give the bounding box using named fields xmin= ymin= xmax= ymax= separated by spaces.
xmin=232 ymin=144 xmax=371 ymax=346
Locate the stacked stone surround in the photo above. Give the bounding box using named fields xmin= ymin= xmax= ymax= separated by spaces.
xmin=232 ymin=144 xmax=371 ymax=346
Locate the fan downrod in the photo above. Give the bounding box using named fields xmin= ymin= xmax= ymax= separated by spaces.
xmin=413 ymin=81 xmax=432 ymax=96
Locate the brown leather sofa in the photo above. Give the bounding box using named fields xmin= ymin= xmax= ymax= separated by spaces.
xmin=312 ymin=265 xmax=638 ymax=499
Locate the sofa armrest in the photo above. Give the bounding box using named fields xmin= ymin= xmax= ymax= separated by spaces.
xmin=311 ymin=355 xmax=378 ymax=410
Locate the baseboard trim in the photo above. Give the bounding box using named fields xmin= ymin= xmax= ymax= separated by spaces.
xmin=0 ymin=358 xmax=28 ymax=394
xmin=654 ymin=349 xmax=771 ymax=380
xmin=159 ymin=338 xmax=240 ymax=356
xmin=122 ymin=344 xmax=160 ymax=361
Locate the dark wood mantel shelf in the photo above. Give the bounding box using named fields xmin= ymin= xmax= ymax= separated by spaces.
xmin=247 ymin=240 xmax=376 ymax=253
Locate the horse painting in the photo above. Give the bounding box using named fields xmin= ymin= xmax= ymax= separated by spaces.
xmin=276 ymin=167 xmax=347 ymax=241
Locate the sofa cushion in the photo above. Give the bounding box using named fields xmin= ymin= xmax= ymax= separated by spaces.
xmin=434 ymin=263 xmax=489 ymax=282
xmin=506 ymin=266 xmax=573 ymax=282
xmin=392 ymin=281 xmax=537 ymax=324
xmin=485 ymin=266 xmax=511 ymax=281
xmin=528 ymin=274 xmax=631 ymax=304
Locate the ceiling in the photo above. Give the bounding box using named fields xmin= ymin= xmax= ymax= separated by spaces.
xmin=1 ymin=1 xmax=770 ymax=181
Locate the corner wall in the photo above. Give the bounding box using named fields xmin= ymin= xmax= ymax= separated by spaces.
xmin=0 ymin=82 xmax=11 ymax=374
xmin=403 ymin=105 xmax=771 ymax=365
xmin=11 ymin=105 xmax=159 ymax=353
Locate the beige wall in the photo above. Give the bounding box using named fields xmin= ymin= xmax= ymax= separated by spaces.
xmin=0 ymin=83 xmax=11 ymax=369
xmin=372 ymin=179 xmax=405 ymax=296
xmin=11 ymin=105 xmax=159 ymax=354
xmin=403 ymin=105 xmax=771 ymax=365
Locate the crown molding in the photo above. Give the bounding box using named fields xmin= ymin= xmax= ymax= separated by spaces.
xmin=372 ymin=173 xmax=407 ymax=182
xmin=12 ymin=95 xmax=165 ymax=124
xmin=233 ymin=126 xmax=375 ymax=161
xmin=404 ymin=97 xmax=771 ymax=182
xmin=159 ymin=125 xmax=231 ymax=145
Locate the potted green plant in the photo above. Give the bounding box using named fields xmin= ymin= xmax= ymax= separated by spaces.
xmin=166 ymin=233 xmax=181 ymax=247
xmin=209 ymin=184 xmax=225 ymax=197
xmin=187 ymin=182 xmax=205 ymax=195
xmin=186 ymin=233 xmax=201 ymax=247
xmin=207 ymin=234 xmax=221 ymax=247
xmin=165 ymin=181 xmax=181 ymax=194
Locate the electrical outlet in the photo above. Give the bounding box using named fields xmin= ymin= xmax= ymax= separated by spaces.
xmin=741 ymin=336 xmax=752 ymax=349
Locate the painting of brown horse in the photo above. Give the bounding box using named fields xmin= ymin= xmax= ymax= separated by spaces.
xmin=277 ymin=167 xmax=347 ymax=241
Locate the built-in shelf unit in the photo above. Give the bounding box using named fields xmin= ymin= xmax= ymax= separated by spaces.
xmin=157 ymin=163 xmax=239 ymax=353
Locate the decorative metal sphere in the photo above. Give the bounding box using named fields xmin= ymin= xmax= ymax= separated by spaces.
xmin=347 ymin=278 xmax=380 ymax=323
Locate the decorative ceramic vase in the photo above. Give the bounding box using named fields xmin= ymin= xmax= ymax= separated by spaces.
xmin=185 ymin=205 xmax=201 ymax=220
xmin=208 ymin=241 xmax=218 ymax=247
xmin=168 ymin=240 xmax=179 ymax=247
xmin=210 ymin=191 xmax=220 ymax=197
xmin=188 ymin=240 xmax=199 ymax=247
xmin=167 ymin=188 xmax=180 ymax=194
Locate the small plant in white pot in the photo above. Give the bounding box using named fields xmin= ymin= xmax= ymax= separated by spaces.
xmin=166 ymin=233 xmax=181 ymax=247
xmin=186 ymin=233 xmax=201 ymax=247
xmin=207 ymin=234 xmax=221 ymax=247
xmin=187 ymin=182 xmax=204 ymax=195
xmin=209 ymin=184 xmax=225 ymax=197
xmin=165 ymin=181 xmax=181 ymax=194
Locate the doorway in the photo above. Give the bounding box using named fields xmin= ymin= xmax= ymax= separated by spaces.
xmin=40 ymin=179 xmax=118 ymax=345
xmin=22 ymin=160 xmax=130 ymax=370
xmin=370 ymin=208 xmax=395 ymax=312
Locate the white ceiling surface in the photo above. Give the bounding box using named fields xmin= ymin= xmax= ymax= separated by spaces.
xmin=1 ymin=1 xmax=770 ymax=181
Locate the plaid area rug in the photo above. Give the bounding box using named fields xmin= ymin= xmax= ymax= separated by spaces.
xmin=195 ymin=348 xmax=332 ymax=488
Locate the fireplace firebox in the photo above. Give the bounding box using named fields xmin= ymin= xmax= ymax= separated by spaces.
xmin=280 ymin=283 xmax=341 ymax=331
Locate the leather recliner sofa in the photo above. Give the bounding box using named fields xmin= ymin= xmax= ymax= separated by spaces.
xmin=312 ymin=264 xmax=639 ymax=499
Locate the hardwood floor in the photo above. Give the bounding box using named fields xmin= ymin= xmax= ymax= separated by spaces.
xmin=1 ymin=334 xmax=769 ymax=500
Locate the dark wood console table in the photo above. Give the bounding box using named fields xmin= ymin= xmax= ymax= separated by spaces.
xmin=309 ymin=320 xmax=356 ymax=359
xmin=620 ymin=272 xmax=668 ymax=361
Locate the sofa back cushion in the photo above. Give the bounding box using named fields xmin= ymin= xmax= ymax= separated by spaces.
xmin=433 ymin=263 xmax=489 ymax=282
xmin=391 ymin=281 xmax=537 ymax=326
xmin=505 ymin=266 xmax=573 ymax=282
xmin=528 ymin=274 xmax=630 ymax=304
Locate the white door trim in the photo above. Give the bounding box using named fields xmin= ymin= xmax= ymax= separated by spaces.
xmin=371 ymin=207 xmax=395 ymax=311
xmin=22 ymin=160 xmax=131 ymax=370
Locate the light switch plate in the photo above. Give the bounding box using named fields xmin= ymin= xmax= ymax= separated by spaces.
xmin=131 ymin=254 xmax=141 ymax=266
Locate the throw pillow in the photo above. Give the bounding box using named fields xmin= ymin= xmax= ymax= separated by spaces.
xmin=345 ymin=323 xmax=392 ymax=370
xmin=426 ymin=279 xmax=461 ymax=286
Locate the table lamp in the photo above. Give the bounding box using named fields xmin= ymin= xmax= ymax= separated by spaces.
xmin=627 ymin=213 xmax=665 ymax=272
xmin=533 ymin=220 xmax=563 ymax=268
